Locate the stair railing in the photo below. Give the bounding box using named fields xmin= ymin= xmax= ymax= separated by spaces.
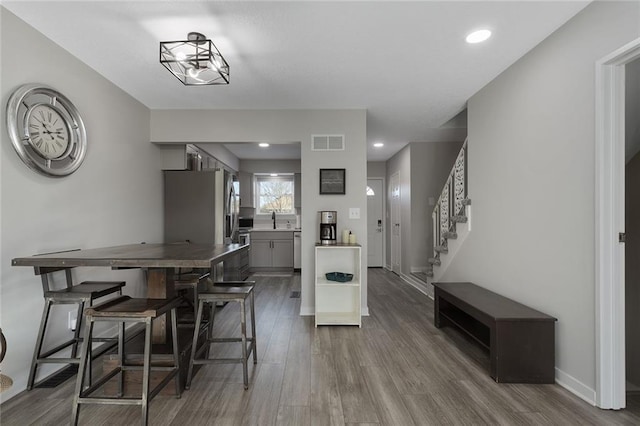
xmin=432 ymin=138 xmax=468 ymax=254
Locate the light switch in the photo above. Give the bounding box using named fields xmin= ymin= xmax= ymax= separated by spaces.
xmin=349 ymin=208 xmax=360 ymax=219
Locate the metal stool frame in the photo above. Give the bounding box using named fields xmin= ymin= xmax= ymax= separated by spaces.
xmin=186 ymin=281 xmax=257 ymax=390
xmin=28 ymin=263 xmax=125 ymax=390
xmin=71 ymin=296 xmax=182 ymax=426
xmin=174 ymin=269 xmax=210 ymax=325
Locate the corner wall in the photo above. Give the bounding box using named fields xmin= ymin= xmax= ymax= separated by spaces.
xmin=440 ymin=1 xmax=640 ymax=401
xmin=1 ymin=8 xmax=162 ymax=401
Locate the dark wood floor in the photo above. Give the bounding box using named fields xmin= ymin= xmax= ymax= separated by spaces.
xmin=2 ymin=268 xmax=640 ymax=425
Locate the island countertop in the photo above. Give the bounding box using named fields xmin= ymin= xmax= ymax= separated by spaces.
xmin=12 ymin=242 xmax=249 ymax=269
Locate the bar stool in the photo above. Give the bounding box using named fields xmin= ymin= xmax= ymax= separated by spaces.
xmin=173 ymin=269 xmax=210 ymax=324
xmin=71 ymin=295 xmax=182 ymax=426
xmin=28 ymin=262 xmax=125 ymax=390
xmin=186 ymin=280 xmax=257 ymax=390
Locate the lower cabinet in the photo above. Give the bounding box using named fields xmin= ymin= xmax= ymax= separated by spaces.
xmin=250 ymin=240 xmax=272 ymax=268
xmin=250 ymin=231 xmax=293 ymax=269
xmin=271 ymin=240 xmax=293 ymax=267
xmin=224 ymin=246 xmax=250 ymax=281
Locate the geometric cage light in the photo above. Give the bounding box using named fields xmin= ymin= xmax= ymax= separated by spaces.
xmin=160 ymin=32 xmax=230 ymax=86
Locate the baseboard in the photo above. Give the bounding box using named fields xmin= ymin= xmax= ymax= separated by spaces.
xmin=555 ymin=367 xmax=597 ymax=406
xmin=399 ymin=272 xmax=434 ymax=299
xmin=300 ymin=305 xmax=369 ymax=316
xmin=300 ymin=305 xmax=314 ymax=316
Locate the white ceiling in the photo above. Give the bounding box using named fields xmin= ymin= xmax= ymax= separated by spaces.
xmin=3 ymin=1 xmax=590 ymax=161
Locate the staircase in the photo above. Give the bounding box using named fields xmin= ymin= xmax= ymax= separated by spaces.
xmin=425 ymin=139 xmax=470 ymax=280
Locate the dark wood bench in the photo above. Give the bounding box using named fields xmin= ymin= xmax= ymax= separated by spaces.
xmin=432 ymin=282 xmax=557 ymax=383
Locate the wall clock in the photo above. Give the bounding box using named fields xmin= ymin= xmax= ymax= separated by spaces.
xmin=6 ymin=84 xmax=87 ymax=177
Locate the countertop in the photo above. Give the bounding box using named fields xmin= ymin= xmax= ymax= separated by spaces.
xmin=12 ymin=242 xmax=249 ymax=269
xmin=249 ymin=228 xmax=301 ymax=232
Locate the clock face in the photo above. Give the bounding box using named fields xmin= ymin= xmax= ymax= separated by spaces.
xmin=6 ymin=84 xmax=87 ymax=177
xmin=26 ymin=104 xmax=71 ymax=160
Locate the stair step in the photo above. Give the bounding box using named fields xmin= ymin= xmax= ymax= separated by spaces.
xmin=442 ymin=231 xmax=458 ymax=239
xmin=451 ymin=215 xmax=468 ymax=223
xmin=428 ymin=258 xmax=441 ymax=266
xmin=434 ymin=245 xmax=448 ymax=254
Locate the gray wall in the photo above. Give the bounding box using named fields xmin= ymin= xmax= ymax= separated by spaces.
xmin=240 ymin=159 xmax=301 ymax=174
xmin=1 ymin=9 xmax=162 ymax=401
xmin=151 ymin=109 xmax=368 ymax=316
xmin=367 ymin=161 xmax=386 ymax=178
xmin=440 ymin=1 xmax=640 ymax=400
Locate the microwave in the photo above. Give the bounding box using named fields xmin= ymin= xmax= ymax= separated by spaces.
xmin=238 ymin=217 xmax=254 ymax=229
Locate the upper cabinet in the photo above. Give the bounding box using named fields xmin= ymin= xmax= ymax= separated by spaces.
xmin=294 ymin=173 xmax=301 ymax=209
xmin=239 ymin=172 xmax=255 ymax=208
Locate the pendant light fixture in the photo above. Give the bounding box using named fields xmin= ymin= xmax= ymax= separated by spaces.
xmin=160 ymin=32 xmax=230 ymax=86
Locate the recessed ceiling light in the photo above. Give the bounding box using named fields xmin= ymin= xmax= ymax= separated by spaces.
xmin=373 ymin=142 xmax=384 ymax=148
xmin=259 ymin=143 xmax=270 ymax=147
xmin=466 ymin=29 xmax=492 ymax=44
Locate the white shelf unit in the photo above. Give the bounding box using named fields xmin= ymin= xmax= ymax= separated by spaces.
xmin=315 ymin=244 xmax=361 ymax=327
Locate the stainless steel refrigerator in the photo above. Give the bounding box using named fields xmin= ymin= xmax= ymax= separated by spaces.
xmin=164 ymin=169 xmax=239 ymax=245
xmin=164 ymin=169 xmax=242 ymax=281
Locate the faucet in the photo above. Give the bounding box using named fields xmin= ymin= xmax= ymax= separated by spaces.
xmin=272 ymin=211 xmax=276 ymax=229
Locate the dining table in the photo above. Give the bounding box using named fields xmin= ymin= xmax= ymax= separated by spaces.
xmin=12 ymin=242 xmax=249 ymax=343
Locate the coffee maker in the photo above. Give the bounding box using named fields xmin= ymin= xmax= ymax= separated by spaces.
xmin=319 ymin=211 xmax=337 ymax=245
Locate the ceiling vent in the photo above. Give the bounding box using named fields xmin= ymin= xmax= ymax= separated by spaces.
xmin=312 ymin=135 xmax=345 ymax=151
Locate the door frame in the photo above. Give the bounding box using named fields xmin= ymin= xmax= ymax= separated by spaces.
xmin=595 ymin=37 xmax=640 ymax=409
xmin=367 ymin=177 xmax=386 ymax=268
xmin=390 ymin=172 xmax=401 ymax=273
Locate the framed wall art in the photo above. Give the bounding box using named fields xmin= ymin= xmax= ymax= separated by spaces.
xmin=319 ymin=168 xmax=346 ymax=194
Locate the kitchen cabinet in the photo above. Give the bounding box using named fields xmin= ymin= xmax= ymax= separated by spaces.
xmin=294 ymin=173 xmax=301 ymax=209
xmin=224 ymin=246 xmax=250 ymax=281
xmin=238 ymin=172 xmax=254 ymax=208
xmin=250 ymin=231 xmax=293 ymax=269
xmin=315 ymin=244 xmax=361 ymax=327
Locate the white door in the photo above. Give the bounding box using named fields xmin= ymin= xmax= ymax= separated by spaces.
xmin=367 ymin=178 xmax=384 ymax=267
xmin=390 ymin=172 xmax=401 ymax=273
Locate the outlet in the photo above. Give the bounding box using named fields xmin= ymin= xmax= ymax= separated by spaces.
xmin=68 ymin=311 xmax=77 ymax=331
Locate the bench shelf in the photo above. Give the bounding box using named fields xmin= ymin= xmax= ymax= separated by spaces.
xmin=433 ymin=281 xmax=557 ymax=384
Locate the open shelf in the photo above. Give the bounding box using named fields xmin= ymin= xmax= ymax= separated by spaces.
xmin=315 ymin=276 xmax=360 ymax=286
xmin=315 ymin=245 xmax=361 ymax=327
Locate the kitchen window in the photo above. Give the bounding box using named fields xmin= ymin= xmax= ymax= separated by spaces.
xmin=256 ymin=174 xmax=295 ymax=215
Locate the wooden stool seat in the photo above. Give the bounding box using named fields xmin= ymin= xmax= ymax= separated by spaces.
xmin=85 ymin=296 xmax=180 ymax=318
xmin=28 ymin=262 xmax=125 ymax=391
xmin=186 ymin=281 xmax=257 ymax=390
xmin=71 ymin=295 xmax=182 ymax=426
xmin=44 ymin=281 xmax=125 ymax=300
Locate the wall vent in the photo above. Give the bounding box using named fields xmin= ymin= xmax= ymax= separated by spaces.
xmin=312 ymin=135 xmax=345 ymax=151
